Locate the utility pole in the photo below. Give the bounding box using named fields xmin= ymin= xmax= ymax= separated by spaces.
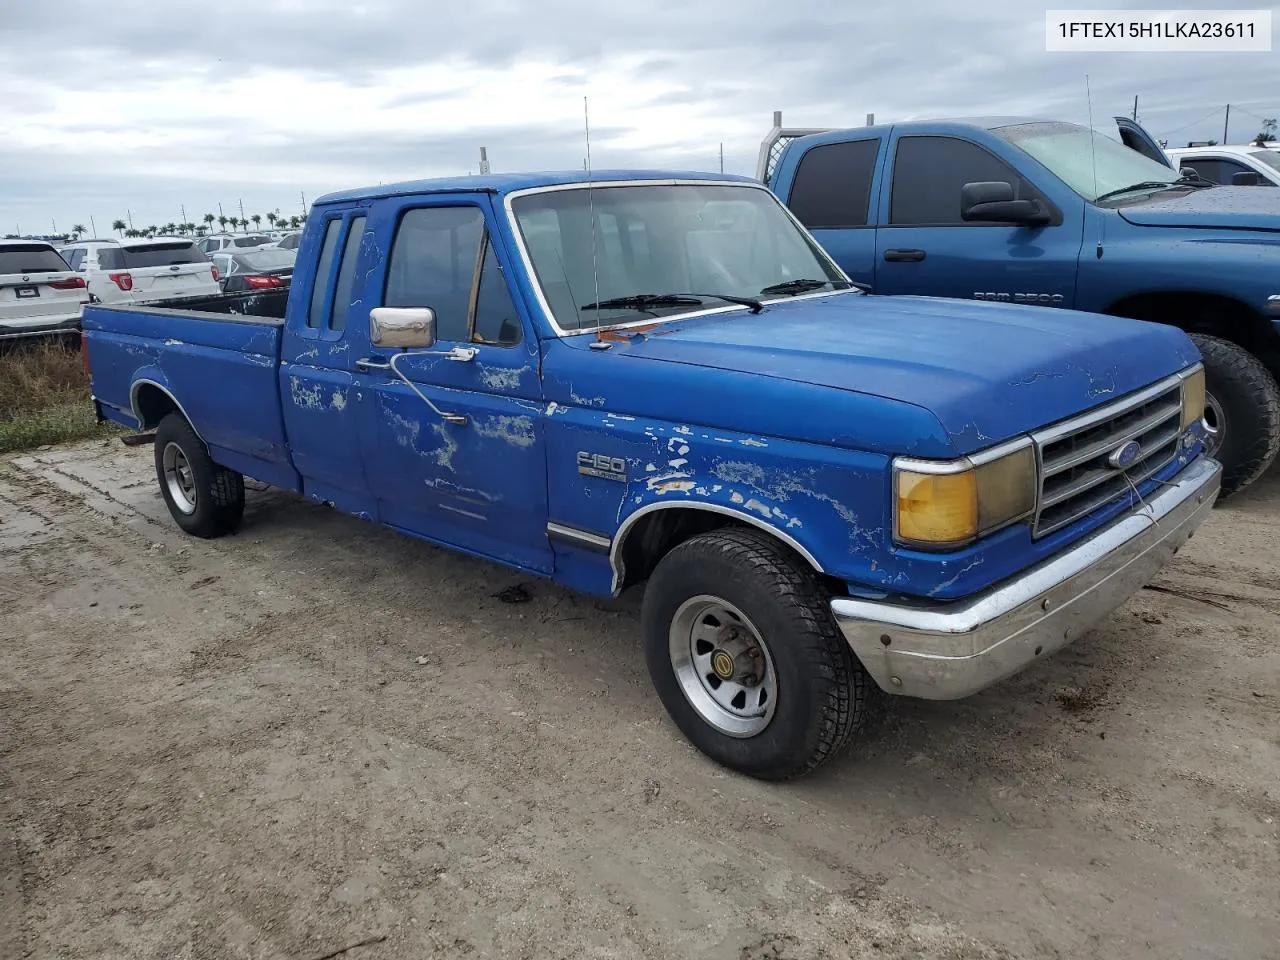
xmin=1223 ymin=103 xmax=1231 ymax=144
xmin=90 ymin=215 xmax=96 ymax=236
xmin=719 ymin=142 xmax=724 ymax=173
xmin=127 ymin=209 xmax=134 ymax=229
xmin=181 ymin=204 xmax=187 ymax=227
xmin=300 ymin=191 xmax=307 ymax=216
xmin=238 ymin=198 xmax=246 ymax=230
xmin=866 ymin=113 xmax=875 ymax=126
xmin=1132 ymin=95 xmax=1139 ymax=121
xmin=479 ymin=146 xmax=490 ymax=174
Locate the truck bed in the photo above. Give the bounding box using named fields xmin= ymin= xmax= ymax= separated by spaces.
xmin=81 ymin=290 xmax=297 ymax=491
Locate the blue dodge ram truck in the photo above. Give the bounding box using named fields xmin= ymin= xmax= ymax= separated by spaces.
xmin=762 ymin=113 xmax=1280 ymax=497
xmin=82 ymin=171 xmax=1220 ymax=779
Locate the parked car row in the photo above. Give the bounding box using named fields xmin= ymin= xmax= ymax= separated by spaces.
xmin=0 ymin=234 xmax=298 ymax=339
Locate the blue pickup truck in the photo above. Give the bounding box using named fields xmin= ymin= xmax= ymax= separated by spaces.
xmin=82 ymin=170 xmax=1220 ymax=780
xmin=761 ymin=113 xmax=1280 ymax=497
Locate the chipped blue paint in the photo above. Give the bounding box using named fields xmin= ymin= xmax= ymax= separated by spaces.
xmin=83 ymin=168 xmax=1205 ymax=606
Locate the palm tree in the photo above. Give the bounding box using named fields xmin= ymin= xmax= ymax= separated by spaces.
xmin=251 ymin=214 xmax=262 ymax=231
xmin=162 ymin=222 xmax=176 ymax=236
xmin=217 ymin=215 xmax=229 ymax=232
xmin=203 ymin=213 xmax=216 ymax=232
xmin=72 ymin=224 xmax=86 ymax=239
xmin=112 ymin=219 xmax=127 ymax=237
xmin=184 ymin=222 xmax=197 ymax=236
xmin=266 ymin=212 xmax=277 ymax=230
xmin=290 ymin=215 xmax=302 ymax=229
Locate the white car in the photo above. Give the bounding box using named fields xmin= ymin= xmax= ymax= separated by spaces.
xmin=60 ymin=238 xmax=220 ymax=305
xmin=0 ymin=240 xmax=89 ymax=339
xmin=197 ymin=233 xmax=273 ymax=256
xmin=1166 ymin=145 xmax=1280 ymax=187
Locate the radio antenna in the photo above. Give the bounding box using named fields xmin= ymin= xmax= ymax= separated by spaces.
xmin=1085 ymin=74 xmax=1105 ymax=257
xmin=1085 ymin=74 xmax=1099 ymax=201
xmin=584 ymin=96 xmax=605 ymax=346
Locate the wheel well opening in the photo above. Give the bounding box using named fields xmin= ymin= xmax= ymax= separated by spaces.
xmin=1105 ymin=292 xmax=1276 ymax=354
xmin=616 ymin=508 xmax=831 ymax=593
xmin=133 ymin=384 xmax=179 ymax=430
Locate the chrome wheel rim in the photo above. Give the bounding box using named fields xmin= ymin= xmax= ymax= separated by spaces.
xmin=162 ymin=442 xmax=197 ymax=515
xmin=1202 ymin=391 xmax=1226 ymax=458
xmin=668 ymin=595 xmax=778 ymax=738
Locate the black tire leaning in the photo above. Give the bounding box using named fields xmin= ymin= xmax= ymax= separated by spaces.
xmin=153 ymin=412 xmax=245 ymax=538
xmin=1188 ymin=333 xmax=1280 ymax=498
xmin=641 ymin=527 xmax=870 ymax=780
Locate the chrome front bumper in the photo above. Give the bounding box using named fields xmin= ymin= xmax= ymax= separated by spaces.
xmin=831 ymin=456 xmax=1222 ymax=700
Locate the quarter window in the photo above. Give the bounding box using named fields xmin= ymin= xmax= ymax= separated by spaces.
xmin=307 ymin=219 xmax=341 ymax=329
xmin=471 ymin=238 xmax=521 ymax=346
xmin=330 ymin=215 xmax=366 ymax=332
xmin=787 ymin=139 xmax=880 ymax=228
xmin=890 ymin=136 xmax=1045 ymax=225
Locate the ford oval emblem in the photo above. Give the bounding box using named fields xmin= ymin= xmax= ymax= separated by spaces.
xmin=1107 ymin=439 xmax=1142 ymax=470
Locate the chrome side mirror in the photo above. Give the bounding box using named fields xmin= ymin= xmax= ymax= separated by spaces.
xmin=369 ymin=306 xmax=436 ymax=349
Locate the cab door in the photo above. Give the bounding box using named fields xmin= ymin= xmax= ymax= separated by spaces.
xmin=872 ymin=133 xmax=1083 ymax=308
xmin=347 ymin=194 xmax=551 ymax=573
xmin=279 ymin=209 xmax=377 ymax=518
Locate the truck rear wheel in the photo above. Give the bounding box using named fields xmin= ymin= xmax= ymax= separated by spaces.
xmin=641 ymin=527 xmax=869 ymax=780
xmin=153 ymin=412 xmax=245 ymax=538
xmin=1188 ymin=333 xmax=1280 ymax=497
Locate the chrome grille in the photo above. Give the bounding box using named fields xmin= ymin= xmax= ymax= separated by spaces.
xmin=1032 ymin=375 xmax=1185 ymax=538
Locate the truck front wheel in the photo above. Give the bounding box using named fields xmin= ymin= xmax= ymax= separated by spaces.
xmin=1188 ymin=333 xmax=1280 ymax=497
xmin=153 ymin=412 xmax=245 ymax=538
xmin=641 ymin=527 xmax=870 ymax=780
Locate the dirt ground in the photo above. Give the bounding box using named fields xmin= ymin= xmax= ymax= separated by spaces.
xmin=1 ymin=439 xmax=1277 ymax=960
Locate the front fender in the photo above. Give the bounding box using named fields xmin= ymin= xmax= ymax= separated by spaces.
xmin=1079 ymin=212 xmax=1280 ymax=320
xmin=542 ymin=404 xmax=892 ymax=594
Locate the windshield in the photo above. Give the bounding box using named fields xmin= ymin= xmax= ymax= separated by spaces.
xmin=509 ymin=183 xmax=846 ymax=332
xmin=993 ymin=121 xmax=1178 ymax=203
xmin=1248 ymin=150 xmax=1280 ymax=174
xmin=236 ymin=249 xmax=296 ymax=271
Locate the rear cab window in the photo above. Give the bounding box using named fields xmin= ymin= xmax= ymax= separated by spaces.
xmin=787 ymin=138 xmax=881 ymax=228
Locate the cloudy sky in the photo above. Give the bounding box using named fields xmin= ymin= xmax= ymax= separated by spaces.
xmin=2 ymin=0 xmax=1277 ymax=235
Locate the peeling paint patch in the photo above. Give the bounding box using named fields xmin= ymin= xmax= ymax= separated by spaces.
xmin=730 ymin=491 xmax=745 ymax=504
xmin=296 ymin=347 xmax=320 ymax=360
xmin=330 ymin=390 xmax=347 ymax=412
xmin=743 ymin=498 xmax=774 ymax=520
xmin=289 ymin=377 xmax=324 ymax=411
xmin=473 ymin=414 xmax=536 ymax=448
xmin=569 ymin=389 xmax=606 ymax=408
xmin=480 ymin=367 xmax=525 ymax=391
xmin=605 ymin=412 xmax=636 ymax=422
xmin=431 ymin=422 xmax=458 ymax=471
xmin=673 ymin=425 xmax=693 ymax=436
xmin=739 ymin=438 xmax=768 ymax=448
xmin=163 ymin=339 xmax=183 ymax=346
xmin=928 ymin=557 xmax=985 ymax=597
xmin=385 ymin=410 xmax=421 ymax=449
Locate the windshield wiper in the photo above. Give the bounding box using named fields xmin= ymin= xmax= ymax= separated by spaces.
xmin=1095 ymin=174 xmax=1214 ymax=204
xmin=580 ymin=292 xmax=763 ymax=314
xmin=759 ymin=278 xmax=868 ymax=296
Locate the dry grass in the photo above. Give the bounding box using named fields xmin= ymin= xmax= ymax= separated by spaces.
xmin=0 ymin=339 xmax=123 ymax=453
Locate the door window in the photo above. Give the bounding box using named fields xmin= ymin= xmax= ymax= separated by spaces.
xmin=330 ymin=215 xmax=366 ymax=332
xmin=307 ymin=219 xmax=342 ymax=328
xmin=384 ymin=206 xmax=521 ymax=347
xmin=889 ymin=136 xmax=1046 ymax=225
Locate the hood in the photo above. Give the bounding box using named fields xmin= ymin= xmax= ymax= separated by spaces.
xmin=566 ymin=293 xmax=1198 ymax=455
xmin=1116 ymin=186 xmax=1280 ymax=231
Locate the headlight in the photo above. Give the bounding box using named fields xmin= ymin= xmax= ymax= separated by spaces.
xmin=1180 ymin=364 xmax=1205 ymax=432
xmin=894 ymin=440 xmax=1036 ymax=549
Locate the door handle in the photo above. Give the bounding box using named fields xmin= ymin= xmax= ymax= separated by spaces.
xmin=883 ymin=249 xmax=926 ymax=262
xmin=355 ymin=358 xmax=391 ymax=371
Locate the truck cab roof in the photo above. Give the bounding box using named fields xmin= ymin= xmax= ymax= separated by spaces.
xmin=315 ymin=169 xmax=758 ymax=206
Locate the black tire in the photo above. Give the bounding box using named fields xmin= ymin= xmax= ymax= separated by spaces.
xmin=153 ymin=412 xmax=245 ymax=538
xmin=641 ymin=527 xmax=870 ymax=780
xmin=1188 ymin=333 xmax=1280 ymax=498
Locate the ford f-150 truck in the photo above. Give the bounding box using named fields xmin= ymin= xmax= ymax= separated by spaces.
xmin=82 ymin=170 xmax=1221 ymax=780
xmin=761 ymin=112 xmax=1280 ymax=498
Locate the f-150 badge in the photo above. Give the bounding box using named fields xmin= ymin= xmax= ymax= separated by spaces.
xmin=577 ymin=451 xmax=627 ymax=481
